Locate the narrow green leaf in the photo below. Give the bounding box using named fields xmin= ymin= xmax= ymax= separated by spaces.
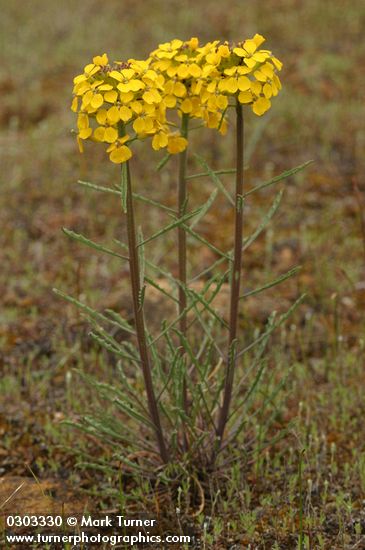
xmin=240 ymin=266 xmax=301 ymax=299
xmin=229 ymin=360 xmax=267 ymax=422
xmin=157 ymin=153 xmax=171 ymax=170
xmin=63 ymin=228 xmax=128 ymax=260
xmin=187 ymin=287 xmax=229 ymax=329
xmin=146 ymin=289 xmax=201 ymax=347
xmin=77 ymin=370 xmax=148 ymax=418
xmin=114 ymin=397 xmax=155 ymax=429
xmin=186 ymin=169 xmax=236 ymax=181
xmin=89 ymin=330 xmax=139 ymax=363
xmin=89 ymin=319 xmax=136 ymax=357
xmin=53 ymin=288 xmax=113 ymax=325
xmin=237 ymin=294 xmax=306 ymax=358
xmin=190 ymin=300 xmax=225 ymax=359
xmin=243 ymin=161 xmax=313 ymax=199
xmin=88 ymin=331 xmax=124 ymax=359
xmin=225 ymin=365 xmax=289 ymax=448
xmin=133 ymin=192 xmax=175 ymax=213
xmin=104 ymin=309 xmax=135 ymax=335
xmin=145 ymin=257 xmax=177 ymax=286
xmin=231 ymin=316 xmax=275 ymax=402
xmin=186 ymin=270 xmax=229 ymax=332
xmin=82 ymin=416 xmax=133 ymax=442
xmin=145 ymin=331 xmax=164 ymax=377
xmin=78 ymin=180 xmax=121 ymax=196
xmin=145 ymin=276 xmax=179 ymax=304
xmin=77 ymin=179 xmax=175 ymax=214
xmin=242 ymin=190 xmax=283 ymax=252
xmin=137 ymin=208 xmax=202 ymax=248
xmin=190 ymin=254 xmax=228 ymax=283
xmin=183 ymin=223 xmax=231 ymax=260
xmin=194 ymin=154 xmax=235 ymax=205
xmin=190 ymin=188 xmax=218 ymax=229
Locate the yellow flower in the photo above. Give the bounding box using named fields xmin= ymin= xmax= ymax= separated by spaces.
xmin=106 ymin=106 xmax=120 ymax=124
xmin=238 ymin=91 xmax=253 ymax=104
xmin=233 ymin=40 xmax=270 ymax=68
xmin=71 ymin=97 xmax=78 ymax=112
xmin=106 ymin=136 xmax=132 ymax=163
xmin=133 ymin=115 xmax=155 ymax=135
xmin=162 ymin=95 xmax=177 ymax=108
xmin=104 ymin=127 xmax=119 ymax=143
xmin=77 ymin=113 xmax=89 ymax=130
xmin=152 ymin=131 xmax=169 ymax=150
xmin=218 ymin=77 xmax=238 ymax=94
xmin=154 ymin=39 xmax=183 ymax=60
xmin=252 ymin=97 xmax=271 ymax=116
xmin=103 ymin=90 xmax=119 ymax=103
xmin=119 ymin=106 xmax=133 ymax=122
xmin=167 ymin=135 xmax=188 ymax=154
xmin=96 ymin=109 xmax=107 ymax=125
xmin=143 ymin=87 xmax=162 ymax=104
xmin=78 ymin=128 xmax=92 ymax=139
xmin=164 ymin=80 xmax=187 ymax=98
xmin=93 ymin=53 xmax=108 ymax=66
xmin=119 ymin=91 xmax=135 ymax=104
xmin=180 ymin=98 xmax=193 ymax=114
xmin=251 ymin=81 xmax=262 ymax=96
xmin=109 ymin=145 xmax=133 ymax=163
xmin=186 ymin=37 xmax=199 ymax=50
xmin=73 ymin=63 xmax=100 ymax=85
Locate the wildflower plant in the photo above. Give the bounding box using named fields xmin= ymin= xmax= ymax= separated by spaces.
xmin=60 ymin=36 xmax=310 ymax=478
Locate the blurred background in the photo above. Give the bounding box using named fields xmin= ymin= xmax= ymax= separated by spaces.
xmin=0 ymin=0 xmax=364 ymax=487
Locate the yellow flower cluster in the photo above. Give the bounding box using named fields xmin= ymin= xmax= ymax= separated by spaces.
xmin=71 ymin=36 xmax=282 ymax=163
xmin=149 ymin=34 xmax=282 ymax=124
xmin=72 ymin=54 xmax=188 ymax=163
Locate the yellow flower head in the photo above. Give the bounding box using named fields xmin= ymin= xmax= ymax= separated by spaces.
xmin=71 ymin=38 xmax=283 ymax=162
xmin=71 ymin=54 xmax=186 ymax=163
xmin=148 ymin=35 xmax=282 ymax=130
xmin=220 ymin=35 xmax=283 ymax=116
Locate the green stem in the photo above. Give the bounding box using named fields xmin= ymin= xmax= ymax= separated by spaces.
xmin=124 ymin=160 xmax=169 ymax=464
xmin=216 ymin=100 xmax=244 ymax=449
xmin=178 ymin=113 xmax=190 ymax=434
